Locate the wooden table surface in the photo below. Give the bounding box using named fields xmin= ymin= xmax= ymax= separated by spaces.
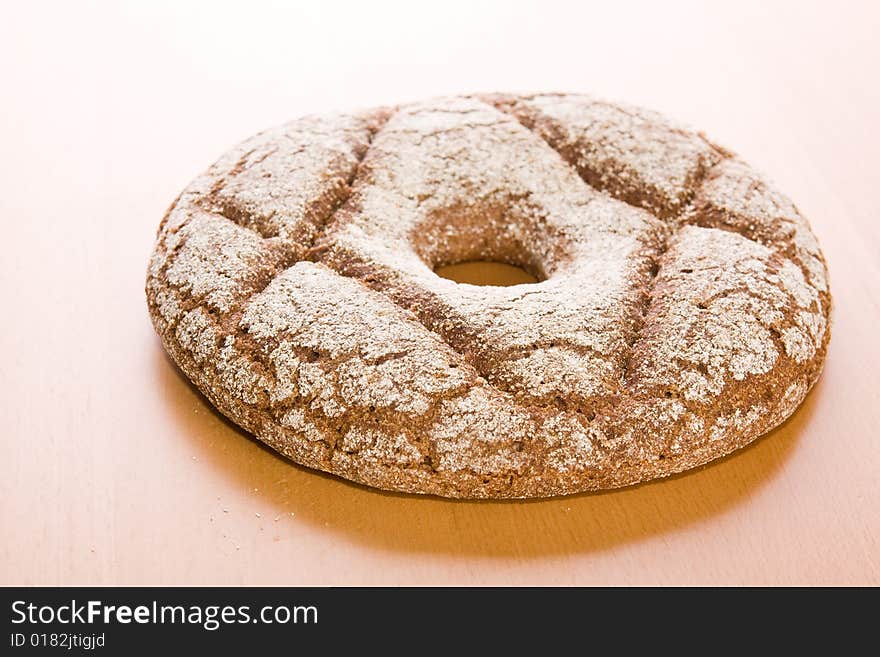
xmin=2 ymin=1 xmax=878 ymax=585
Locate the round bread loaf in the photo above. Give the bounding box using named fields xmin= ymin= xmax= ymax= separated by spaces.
xmin=146 ymin=93 xmax=831 ymax=498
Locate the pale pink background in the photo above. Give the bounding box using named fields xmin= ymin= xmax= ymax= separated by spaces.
xmin=1 ymin=1 xmax=878 ymax=585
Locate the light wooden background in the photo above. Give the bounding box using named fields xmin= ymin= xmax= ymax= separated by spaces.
xmin=2 ymin=1 xmax=878 ymax=585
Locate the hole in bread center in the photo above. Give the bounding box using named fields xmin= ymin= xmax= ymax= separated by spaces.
xmin=434 ymin=261 xmax=539 ymax=286
xmin=411 ymin=199 xmax=559 ymax=286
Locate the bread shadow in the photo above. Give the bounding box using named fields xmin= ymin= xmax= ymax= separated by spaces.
xmin=154 ymin=340 xmax=817 ymax=558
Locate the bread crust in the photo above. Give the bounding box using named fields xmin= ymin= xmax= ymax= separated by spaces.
xmin=146 ymin=94 xmax=831 ymax=498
